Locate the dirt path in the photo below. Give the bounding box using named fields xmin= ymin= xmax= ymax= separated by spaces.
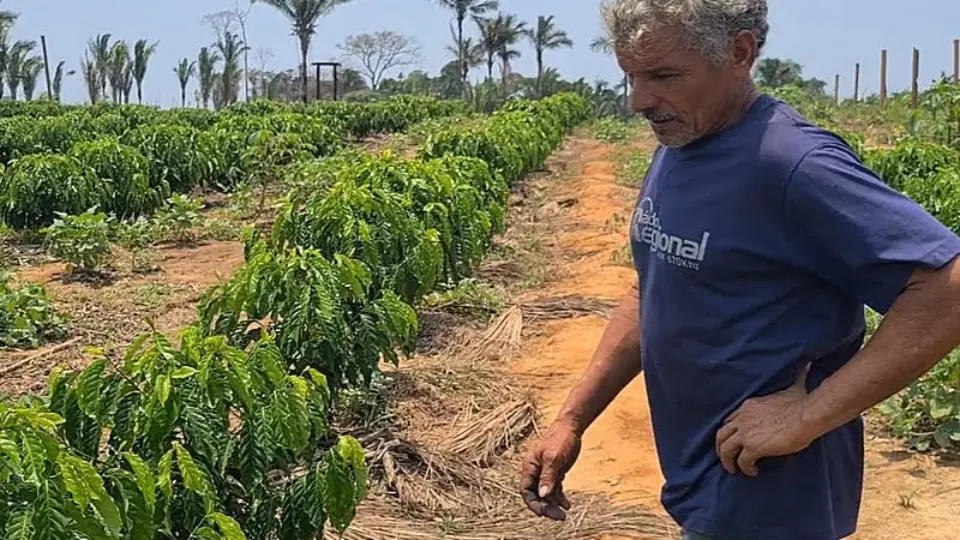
xmin=508 ymin=133 xmax=960 ymax=539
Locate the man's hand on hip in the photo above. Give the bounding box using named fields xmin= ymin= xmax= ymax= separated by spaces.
xmin=520 ymin=420 xmax=583 ymax=520
xmin=715 ymin=362 xmax=818 ymax=476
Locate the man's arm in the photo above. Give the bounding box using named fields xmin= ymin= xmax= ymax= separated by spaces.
xmin=554 ymin=277 xmax=643 ymax=436
xmin=520 ymin=277 xmax=643 ymax=520
xmin=799 ymin=257 xmax=960 ymax=442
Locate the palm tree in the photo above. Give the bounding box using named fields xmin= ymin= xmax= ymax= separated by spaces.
xmin=52 ymin=60 xmax=75 ymax=102
xmin=591 ymin=35 xmax=630 ymax=113
xmin=526 ymin=15 xmax=572 ymax=98
xmin=444 ymin=26 xmax=483 ymax=91
xmin=80 ymin=52 xmax=100 ymax=104
xmin=490 ymin=13 xmax=525 ymax=84
xmin=215 ymin=31 xmax=247 ymax=107
xmin=197 ymin=46 xmax=220 ymax=109
xmin=19 ymin=56 xmax=43 ymax=100
xmin=6 ymin=40 xmax=35 ymax=100
xmin=0 ymin=4 xmax=20 ymax=100
xmin=133 ymin=39 xmax=159 ymax=104
xmin=435 ymin=0 xmax=498 ymax=90
xmin=87 ymin=34 xmax=113 ymax=100
xmin=252 ymin=0 xmax=353 ymax=102
xmin=174 ymin=58 xmax=196 ymax=107
xmin=474 ymin=16 xmax=498 ymax=81
xmin=108 ymin=41 xmax=131 ymax=104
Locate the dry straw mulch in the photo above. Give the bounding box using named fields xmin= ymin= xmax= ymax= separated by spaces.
xmin=338 ymin=303 xmax=679 ymax=539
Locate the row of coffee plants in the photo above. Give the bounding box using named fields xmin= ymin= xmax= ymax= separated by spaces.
xmin=0 ymin=93 xmax=591 ymax=538
xmin=197 ymin=92 xmax=591 ymax=393
xmin=0 ymin=96 xmax=466 ymax=229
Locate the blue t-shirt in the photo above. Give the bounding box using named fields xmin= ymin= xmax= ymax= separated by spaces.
xmin=630 ymin=94 xmax=960 ymax=540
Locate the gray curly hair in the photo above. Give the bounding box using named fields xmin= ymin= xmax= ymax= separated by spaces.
xmin=601 ymin=0 xmax=769 ymax=65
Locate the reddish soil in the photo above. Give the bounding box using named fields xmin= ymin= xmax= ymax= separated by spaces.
xmin=0 ymin=240 xmax=245 ymax=397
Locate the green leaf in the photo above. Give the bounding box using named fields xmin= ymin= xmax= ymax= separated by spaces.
xmin=4 ymin=507 xmax=34 ymax=540
xmin=209 ymin=512 xmax=248 ymax=540
xmin=929 ymin=399 xmax=952 ymax=420
xmin=156 ymin=374 xmax=171 ymax=406
xmin=77 ymin=358 xmax=107 ymax=418
xmin=174 ymin=442 xmax=216 ymax=511
xmin=12 ymin=407 xmax=65 ymax=431
xmin=171 ymin=366 xmax=197 ymax=379
xmin=157 ymin=448 xmax=174 ymax=502
xmin=123 ymin=451 xmax=157 ymax=515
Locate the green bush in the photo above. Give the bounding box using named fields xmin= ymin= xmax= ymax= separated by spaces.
xmin=68 ymin=138 xmax=157 ymax=220
xmin=0 ymin=271 xmax=68 ymax=348
xmin=0 ymin=154 xmax=101 ymax=229
xmin=41 ymin=209 xmax=115 ymax=274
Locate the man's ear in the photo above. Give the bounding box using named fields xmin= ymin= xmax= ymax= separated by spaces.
xmin=730 ymin=30 xmax=759 ymax=74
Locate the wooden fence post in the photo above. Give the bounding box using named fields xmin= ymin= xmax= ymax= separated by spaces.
xmin=880 ymin=49 xmax=888 ymax=108
xmin=911 ymin=48 xmax=920 ymax=107
xmin=954 ymin=39 xmax=959 ymax=83
xmin=854 ymin=63 xmax=860 ymax=103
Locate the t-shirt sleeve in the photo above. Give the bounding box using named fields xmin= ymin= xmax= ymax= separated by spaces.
xmin=782 ymin=142 xmax=960 ymax=314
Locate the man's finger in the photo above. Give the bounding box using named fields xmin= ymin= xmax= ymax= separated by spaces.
xmin=520 ymin=453 xmax=545 ymax=515
xmin=715 ymin=422 xmax=737 ymax=456
xmin=737 ymin=447 xmax=760 ymax=477
xmin=717 ymin=436 xmax=743 ymax=475
xmin=793 ymin=362 xmax=812 ymax=390
xmin=538 ymin=453 xmax=563 ymax=498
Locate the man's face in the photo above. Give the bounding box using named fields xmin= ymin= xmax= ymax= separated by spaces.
xmin=615 ymin=26 xmax=752 ymax=147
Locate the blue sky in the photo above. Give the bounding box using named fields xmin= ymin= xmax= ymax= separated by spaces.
xmin=6 ymin=0 xmax=960 ymax=106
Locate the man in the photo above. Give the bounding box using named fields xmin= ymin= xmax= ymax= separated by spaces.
xmin=519 ymin=0 xmax=960 ymax=538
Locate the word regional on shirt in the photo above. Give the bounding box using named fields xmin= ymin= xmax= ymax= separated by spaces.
xmin=633 ymin=197 xmax=710 ymax=270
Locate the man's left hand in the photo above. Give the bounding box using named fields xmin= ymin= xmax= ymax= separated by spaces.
xmin=715 ymin=363 xmax=818 ymax=476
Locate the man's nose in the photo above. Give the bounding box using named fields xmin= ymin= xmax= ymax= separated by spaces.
xmin=631 ymin=78 xmax=658 ymax=112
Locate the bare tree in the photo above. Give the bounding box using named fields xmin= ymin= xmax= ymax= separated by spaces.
xmin=337 ymin=30 xmax=422 ymax=91
xmin=203 ymin=1 xmax=252 ymax=101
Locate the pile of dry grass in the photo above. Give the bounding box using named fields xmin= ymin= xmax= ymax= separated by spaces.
xmin=327 ymin=497 xmax=678 ymax=540
xmin=337 ymin=301 xmax=678 ymax=539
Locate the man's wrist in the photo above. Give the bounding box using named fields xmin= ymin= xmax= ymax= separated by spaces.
xmin=554 ymin=410 xmax=589 ymax=438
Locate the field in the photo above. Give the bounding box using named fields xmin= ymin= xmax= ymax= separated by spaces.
xmin=3 ymin=81 xmax=960 ymax=540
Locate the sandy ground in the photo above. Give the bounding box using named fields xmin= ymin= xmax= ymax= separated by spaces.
xmin=508 ymin=133 xmax=960 ymax=539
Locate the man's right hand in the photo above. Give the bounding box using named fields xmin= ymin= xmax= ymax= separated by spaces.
xmin=520 ymin=420 xmax=583 ymax=520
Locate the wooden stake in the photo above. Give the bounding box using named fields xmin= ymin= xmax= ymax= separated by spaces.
xmin=40 ymin=35 xmax=53 ymax=101
xmin=880 ymin=49 xmax=888 ymax=108
xmin=954 ymin=39 xmax=959 ymax=83
xmin=834 ymin=74 xmax=840 ymax=104
xmin=912 ymin=48 xmax=920 ymax=107
xmin=854 ymin=63 xmax=860 ymax=103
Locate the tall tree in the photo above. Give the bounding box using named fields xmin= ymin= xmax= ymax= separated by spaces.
xmin=252 ymin=0 xmax=353 ymax=102
xmin=108 ymin=40 xmax=131 ymax=104
xmin=474 ymin=16 xmax=498 ymax=82
xmin=52 ymin=60 xmax=75 ymax=102
xmin=6 ymin=40 xmax=35 ymax=100
xmin=87 ymin=34 xmax=113 ymax=99
xmin=175 ymin=58 xmax=196 ymax=107
xmin=435 ymin=0 xmax=498 ymax=92
xmin=133 ymin=39 xmax=159 ymax=104
xmin=336 ymin=31 xmax=422 ymax=91
xmin=197 ymin=46 xmax=220 ymax=109
xmin=489 ymin=13 xmax=525 ymax=83
xmin=444 ymin=26 xmax=483 ymax=91
xmin=204 ymin=2 xmax=253 ymax=101
xmin=80 ymin=52 xmax=100 ymax=104
xmin=590 ymin=35 xmax=629 ymax=112
xmin=215 ymin=31 xmax=247 ymax=107
xmin=19 ymin=55 xmax=42 ymax=100
xmin=525 ymin=15 xmax=572 ymax=98
xmin=0 ymin=3 xmax=20 ymax=100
